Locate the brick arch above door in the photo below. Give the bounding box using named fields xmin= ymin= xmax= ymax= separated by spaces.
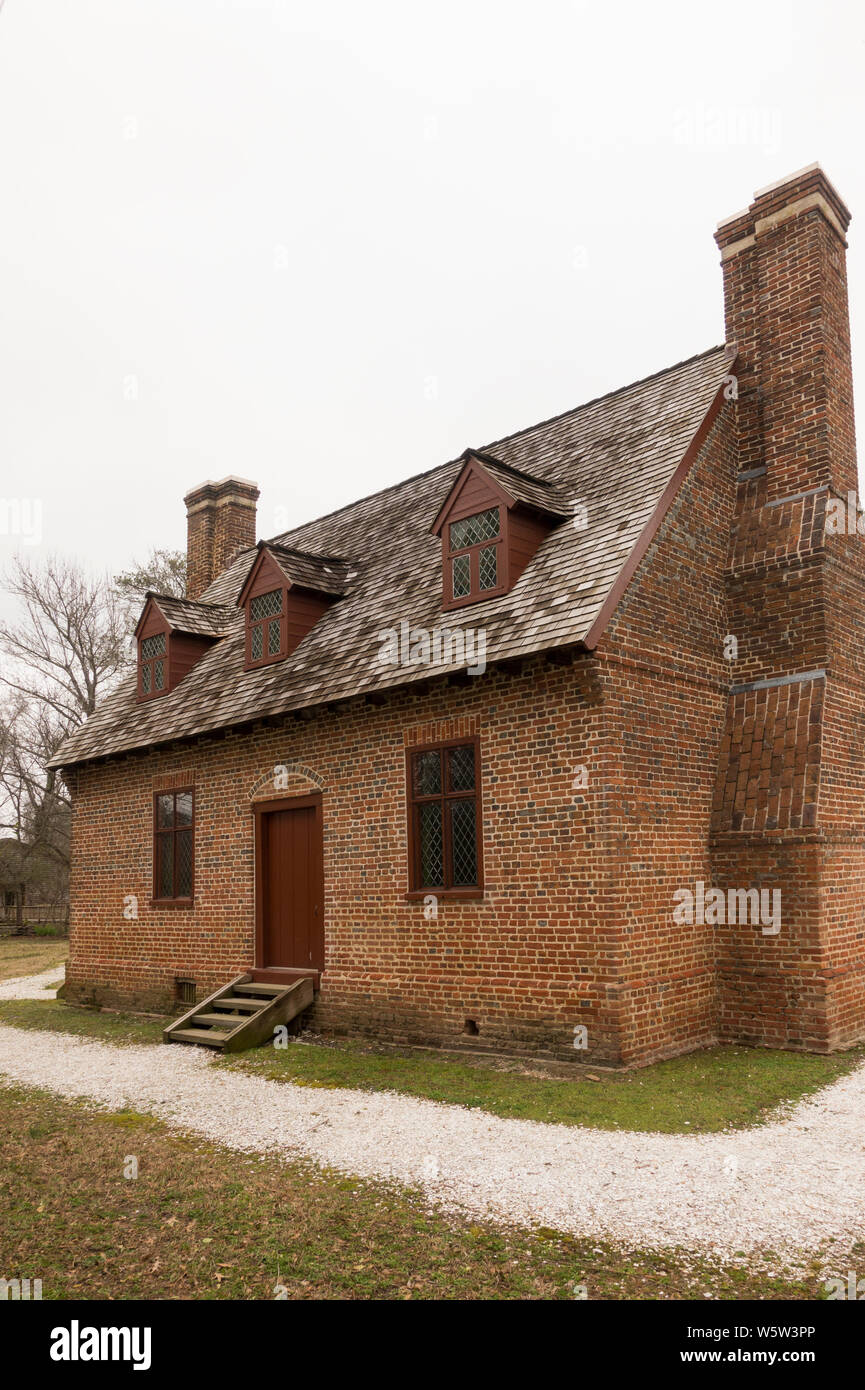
xmin=247 ymin=760 xmax=325 ymax=803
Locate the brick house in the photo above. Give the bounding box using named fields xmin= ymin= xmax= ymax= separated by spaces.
xmin=51 ymin=164 xmax=865 ymax=1065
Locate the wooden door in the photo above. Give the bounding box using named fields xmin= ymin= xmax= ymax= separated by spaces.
xmin=255 ymin=795 xmax=324 ymax=970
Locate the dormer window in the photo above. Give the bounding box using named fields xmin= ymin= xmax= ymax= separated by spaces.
xmin=135 ymin=594 xmax=231 ymax=702
xmin=237 ymin=542 xmax=351 ymax=673
xmin=448 ymin=506 xmax=502 ymax=601
xmin=249 ymin=588 xmax=285 ymax=665
xmin=139 ymin=631 xmax=167 ymax=699
xmin=432 ymin=451 xmax=570 ymax=613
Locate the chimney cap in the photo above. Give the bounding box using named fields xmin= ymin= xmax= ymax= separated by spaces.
xmin=716 ymin=162 xmax=851 ymax=236
xmin=184 ymin=476 xmax=260 ymax=505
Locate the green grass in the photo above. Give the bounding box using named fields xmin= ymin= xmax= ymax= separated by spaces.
xmin=0 ymin=998 xmax=165 ymax=1046
xmin=221 ymin=1036 xmax=864 ymax=1132
xmin=0 ymin=1084 xmax=821 ymax=1300
xmin=1 ymin=994 xmax=861 ymax=1134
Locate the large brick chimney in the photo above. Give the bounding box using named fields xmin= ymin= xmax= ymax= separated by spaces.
xmin=711 ymin=165 xmax=863 ymax=1052
xmin=715 ymin=163 xmax=855 ymax=501
xmin=184 ymin=476 xmax=260 ymax=599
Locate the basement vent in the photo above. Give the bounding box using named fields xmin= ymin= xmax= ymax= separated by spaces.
xmin=175 ymin=977 xmax=196 ymax=1005
xmin=463 ymin=1018 xmax=479 ymax=1037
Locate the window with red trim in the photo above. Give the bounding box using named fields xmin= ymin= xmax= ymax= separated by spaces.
xmin=153 ymin=789 xmax=194 ymax=903
xmin=446 ymin=506 xmax=504 ymax=606
xmin=407 ymin=741 xmax=482 ymax=895
xmin=247 ymin=588 xmax=285 ymax=667
xmin=139 ymin=631 xmax=168 ymax=699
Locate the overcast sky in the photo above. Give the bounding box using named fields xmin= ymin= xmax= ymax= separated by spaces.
xmin=1 ymin=0 xmax=864 ymax=620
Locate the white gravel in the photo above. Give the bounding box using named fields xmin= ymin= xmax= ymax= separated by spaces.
xmin=0 ymin=964 xmax=65 ymax=1000
xmin=1 ymin=1020 xmax=864 ymax=1266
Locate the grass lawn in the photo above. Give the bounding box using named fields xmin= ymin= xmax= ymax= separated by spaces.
xmin=0 ymin=1084 xmax=823 ymax=1300
xmin=224 ymin=1036 xmax=864 ymax=1132
xmin=0 ymin=998 xmax=165 ymax=1045
xmin=0 ymin=934 xmax=68 ymax=982
xmin=0 ymin=994 xmax=861 ymax=1134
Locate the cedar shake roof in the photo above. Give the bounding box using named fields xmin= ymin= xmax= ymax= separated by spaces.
xmin=238 ymin=542 xmax=355 ymax=601
xmin=138 ymin=594 xmax=235 ymax=639
xmin=50 ymin=344 xmax=733 ymax=769
xmin=438 ymin=450 xmax=574 ymax=524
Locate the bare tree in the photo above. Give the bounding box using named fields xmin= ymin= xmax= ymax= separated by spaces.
xmin=0 ymin=554 xmax=131 ymax=730
xmin=114 ymin=547 xmax=186 ymax=623
xmin=0 ymin=555 xmax=133 ymax=899
xmin=0 ymin=549 xmax=186 ymax=904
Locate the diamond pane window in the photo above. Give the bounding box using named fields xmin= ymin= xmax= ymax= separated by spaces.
xmin=444 ymin=505 xmax=503 ymax=604
xmin=141 ymin=633 xmax=166 ymax=660
xmin=452 ymin=554 xmax=470 ymax=599
xmin=176 ymin=831 xmax=193 ymax=897
xmin=139 ymin=629 xmax=169 ymax=699
xmin=413 ymin=750 xmax=442 ymax=796
xmin=157 ymin=835 xmax=173 ymax=898
xmin=418 ymin=803 xmax=444 ymax=887
xmin=478 ymin=545 xmax=497 ymax=590
xmin=448 ymin=745 xmax=475 ymax=792
xmin=250 ymin=589 xmax=282 ymax=621
xmin=153 ymin=789 xmax=195 ymax=901
xmin=408 ymin=741 xmax=481 ymax=893
xmin=449 ymin=507 xmax=499 ymax=551
xmin=450 ymin=800 xmax=477 ymax=886
xmin=248 ymin=587 xmax=284 ymax=665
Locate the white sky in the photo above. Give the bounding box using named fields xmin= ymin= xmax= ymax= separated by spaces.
xmin=1 ymin=0 xmax=864 ymax=620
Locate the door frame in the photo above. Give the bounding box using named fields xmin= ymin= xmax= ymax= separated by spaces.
xmin=253 ymin=792 xmax=324 ymax=971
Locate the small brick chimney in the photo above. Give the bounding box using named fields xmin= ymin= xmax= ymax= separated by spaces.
xmin=184 ymin=476 xmax=260 ymax=599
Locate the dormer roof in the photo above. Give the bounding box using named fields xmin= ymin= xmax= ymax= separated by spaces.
xmin=236 ymin=542 xmax=354 ymax=607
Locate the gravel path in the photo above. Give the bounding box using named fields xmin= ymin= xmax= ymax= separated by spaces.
xmin=0 ymin=964 xmax=65 ymax=1000
xmin=1 ymin=1020 xmax=864 ymax=1265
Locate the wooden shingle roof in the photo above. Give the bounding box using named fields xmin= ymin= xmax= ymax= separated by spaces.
xmin=137 ymin=594 xmax=235 ymax=638
xmin=50 ymin=344 xmax=733 ymax=769
xmin=437 ymin=450 xmax=574 ymax=525
xmin=237 ymin=543 xmax=355 ymax=601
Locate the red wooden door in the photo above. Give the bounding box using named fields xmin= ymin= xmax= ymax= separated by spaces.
xmin=256 ymin=796 xmax=324 ymax=970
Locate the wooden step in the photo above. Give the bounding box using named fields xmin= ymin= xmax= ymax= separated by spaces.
xmin=250 ymin=967 xmax=320 ymax=987
xmin=167 ymin=1028 xmax=228 ymax=1048
xmin=223 ymin=977 xmax=315 ymax=1053
xmin=163 ymin=973 xmax=314 ymax=1053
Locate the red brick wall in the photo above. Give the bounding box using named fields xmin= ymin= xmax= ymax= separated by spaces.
xmin=593 ymin=408 xmax=737 ymax=1063
xmin=66 ymin=656 xmax=631 ymax=1061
